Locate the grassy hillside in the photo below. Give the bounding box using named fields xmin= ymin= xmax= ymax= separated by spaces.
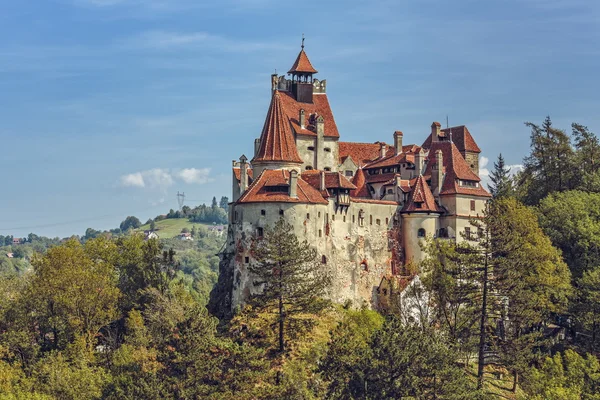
xmin=137 ymin=218 xmax=222 ymax=239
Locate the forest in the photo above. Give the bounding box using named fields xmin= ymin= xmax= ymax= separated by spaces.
xmin=0 ymin=118 xmax=600 ymax=399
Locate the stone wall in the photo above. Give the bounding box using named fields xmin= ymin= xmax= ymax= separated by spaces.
xmin=228 ymin=199 xmax=401 ymax=310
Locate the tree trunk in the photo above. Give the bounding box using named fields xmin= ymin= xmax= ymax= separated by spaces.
xmin=512 ymin=370 xmax=518 ymax=393
xmin=477 ymin=249 xmax=489 ymax=389
xmin=278 ymin=264 xmax=284 ymax=353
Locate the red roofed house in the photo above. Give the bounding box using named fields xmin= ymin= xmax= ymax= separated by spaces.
xmin=225 ymin=43 xmax=491 ymax=311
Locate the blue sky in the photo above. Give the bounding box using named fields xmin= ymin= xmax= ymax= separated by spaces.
xmin=1 ymin=0 xmax=599 ymax=238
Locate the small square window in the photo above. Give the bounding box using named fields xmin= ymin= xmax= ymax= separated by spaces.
xmin=319 ymin=229 xmax=322 ymax=238
xmin=279 ymin=209 xmax=284 ymax=215
xmin=470 ymin=200 xmax=476 ymax=211
xmin=385 ymin=218 xmax=389 ymax=225
xmin=343 ymin=215 xmax=346 ymax=222
xmin=318 ymin=212 xmax=321 ymax=218
xmin=376 ymin=219 xmax=381 ymax=225
xmin=245 ymin=257 xmax=249 ymax=264
xmin=257 ymin=227 xmax=264 ymax=237
xmin=307 ymin=213 xmax=310 ymax=219
xmin=332 ymin=215 xmax=335 ymax=221
xmin=261 ymin=209 xmax=266 ymax=216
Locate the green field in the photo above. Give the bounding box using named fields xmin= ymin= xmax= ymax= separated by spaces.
xmin=137 ymin=218 xmax=220 ymax=239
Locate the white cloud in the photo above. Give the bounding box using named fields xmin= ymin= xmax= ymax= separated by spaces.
xmin=118 ymin=167 xmax=211 ymax=190
xmin=176 ymin=168 xmax=211 ymax=184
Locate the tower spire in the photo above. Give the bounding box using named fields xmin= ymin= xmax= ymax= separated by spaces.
xmin=301 ymin=33 xmax=305 ymax=49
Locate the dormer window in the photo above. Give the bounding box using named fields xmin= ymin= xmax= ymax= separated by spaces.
xmin=324 ymin=167 xmax=331 ymax=171
xmin=415 ymin=202 xmax=423 ymax=209
xmin=306 ymin=166 xmax=313 ymax=170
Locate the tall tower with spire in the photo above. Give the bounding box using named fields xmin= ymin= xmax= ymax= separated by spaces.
xmin=288 ymin=36 xmax=318 ymax=103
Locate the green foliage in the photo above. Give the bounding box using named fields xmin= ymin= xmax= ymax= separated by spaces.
xmin=120 ymin=216 xmax=142 ymax=232
xmin=522 ymin=350 xmax=600 ymax=400
xmin=247 ymin=218 xmax=332 ymax=353
xmin=488 ymin=153 xmax=514 ymax=198
xmin=574 ymin=269 xmax=600 ymax=352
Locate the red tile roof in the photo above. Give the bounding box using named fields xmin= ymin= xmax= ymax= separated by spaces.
xmin=253 ymin=91 xmax=303 ymax=164
xmin=401 ymin=175 xmax=442 ymax=213
xmin=423 ymin=141 xmax=491 ymax=197
xmin=350 ymin=168 xmax=370 ymax=198
xmin=288 ymin=49 xmax=318 ymax=74
xmin=233 ymin=167 xmax=254 ymax=182
xmin=365 ymin=171 xmax=398 ymax=184
xmin=339 ymin=142 xmax=394 ymax=166
xmin=301 ymin=171 xmax=356 ymax=191
xmin=278 ymin=90 xmax=340 ymax=138
xmin=422 ymin=125 xmax=481 ymax=153
xmin=363 ymin=145 xmax=421 ymax=169
xmin=237 ymin=169 xmax=328 ymax=205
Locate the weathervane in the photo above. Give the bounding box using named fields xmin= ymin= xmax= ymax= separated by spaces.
xmin=301 ymin=33 xmax=305 ymax=49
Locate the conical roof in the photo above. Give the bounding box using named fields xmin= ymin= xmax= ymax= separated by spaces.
xmin=288 ymin=49 xmax=318 ymax=74
xmin=253 ymin=91 xmax=303 ymax=164
xmin=401 ymin=175 xmax=441 ymax=213
xmin=350 ymin=168 xmax=370 ymax=198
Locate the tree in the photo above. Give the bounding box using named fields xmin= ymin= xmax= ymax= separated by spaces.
xmin=120 ymin=216 xmax=142 ymax=232
xmin=150 ymin=220 xmax=156 ymax=232
xmin=247 ymin=218 xmax=331 ymax=353
xmin=29 ymin=238 xmax=121 ymax=351
xmin=488 ymin=198 xmax=571 ymax=391
xmin=219 ymin=196 xmax=229 ymax=209
xmin=519 ymin=116 xmax=575 ymax=205
xmin=522 ymin=350 xmax=600 ymax=400
xmin=573 ymin=269 xmax=600 ymax=353
xmin=190 ymin=226 xmax=197 ymax=238
xmin=572 ymin=123 xmax=600 ymax=191
xmin=211 ymin=197 xmax=218 ymax=209
xmin=488 ymin=153 xmax=513 ymax=198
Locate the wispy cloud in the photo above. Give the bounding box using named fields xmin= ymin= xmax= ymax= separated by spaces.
xmin=121 ymin=30 xmax=290 ymax=53
xmin=118 ymin=167 xmax=212 ymax=190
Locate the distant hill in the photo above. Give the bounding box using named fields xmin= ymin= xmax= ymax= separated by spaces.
xmin=136 ymin=218 xmax=223 ymax=239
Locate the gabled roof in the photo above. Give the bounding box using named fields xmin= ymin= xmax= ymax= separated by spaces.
xmin=301 ymin=171 xmax=357 ymax=191
xmin=288 ymin=49 xmax=318 ymax=74
xmin=338 ymin=142 xmax=394 ymax=166
xmin=237 ymin=169 xmax=328 ymax=205
xmin=363 ymin=145 xmax=421 ymax=169
xmin=253 ymin=91 xmax=303 ymax=164
xmin=365 ymin=171 xmax=398 ymax=184
xmin=350 ymin=168 xmax=370 ymax=198
xmin=401 ymin=175 xmax=442 ymax=213
xmin=278 ymin=90 xmax=340 ymax=137
xmin=422 ymin=125 xmax=481 ymax=154
xmin=422 ymin=141 xmax=491 ymax=197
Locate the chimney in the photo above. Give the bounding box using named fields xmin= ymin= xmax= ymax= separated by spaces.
xmin=320 ymin=170 xmax=326 ymax=191
xmin=393 ymin=131 xmax=403 ymax=155
xmin=431 ymin=122 xmax=441 ymax=142
xmin=299 ymin=109 xmax=306 ymax=129
xmin=432 ymin=149 xmax=443 ymax=198
xmin=316 ymin=115 xmax=324 ymax=136
xmin=379 ymin=142 xmax=387 ymax=159
xmin=289 ymin=170 xmax=298 ymax=198
xmin=271 ymin=73 xmax=278 ymax=92
xmin=254 ymin=138 xmax=261 ymax=157
xmin=414 ymin=148 xmax=424 ymax=176
xmin=239 ymin=154 xmax=248 ymax=193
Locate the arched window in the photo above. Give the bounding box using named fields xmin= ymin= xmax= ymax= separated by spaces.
xmin=360 ymin=259 xmax=369 ymax=271
xmin=418 ymin=228 xmax=426 ymax=238
xmin=322 ymin=255 xmax=327 ymax=264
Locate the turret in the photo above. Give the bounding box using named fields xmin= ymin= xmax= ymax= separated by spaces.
xmin=431 ymin=149 xmax=443 ymax=199
xmin=289 ymin=170 xmax=298 ymax=198
xmin=288 ymin=39 xmax=318 ymax=103
xmin=239 ymin=154 xmax=249 ymax=194
xmin=414 ymin=148 xmax=424 ymax=176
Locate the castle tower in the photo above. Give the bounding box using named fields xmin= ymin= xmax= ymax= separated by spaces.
xmin=288 ymin=40 xmax=318 ymax=104
xmin=251 ymin=90 xmax=304 ymax=177
xmin=401 ymin=175 xmax=442 ymax=264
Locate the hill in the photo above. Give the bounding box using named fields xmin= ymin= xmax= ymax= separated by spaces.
xmin=137 ymin=218 xmax=223 ymax=239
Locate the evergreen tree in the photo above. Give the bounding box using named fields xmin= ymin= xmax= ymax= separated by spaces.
xmin=519 ymin=116 xmax=575 ymax=205
xmin=211 ymin=196 xmax=218 ymax=208
xmin=219 ymin=196 xmax=229 ymax=209
xmin=573 ymin=269 xmax=600 ymax=353
xmin=247 ymin=218 xmax=331 ymax=353
xmin=488 ymin=198 xmax=571 ymax=391
xmin=488 ymin=153 xmax=513 ymax=198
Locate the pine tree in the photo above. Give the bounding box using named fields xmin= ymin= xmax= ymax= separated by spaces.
xmin=247 ymin=218 xmax=331 ymax=353
xmin=211 ymin=196 xmax=218 ymax=208
xmin=488 ymin=153 xmax=513 ymax=198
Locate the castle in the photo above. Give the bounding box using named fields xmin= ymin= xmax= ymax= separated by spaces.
xmin=219 ymin=44 xmax=491 ymax=311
